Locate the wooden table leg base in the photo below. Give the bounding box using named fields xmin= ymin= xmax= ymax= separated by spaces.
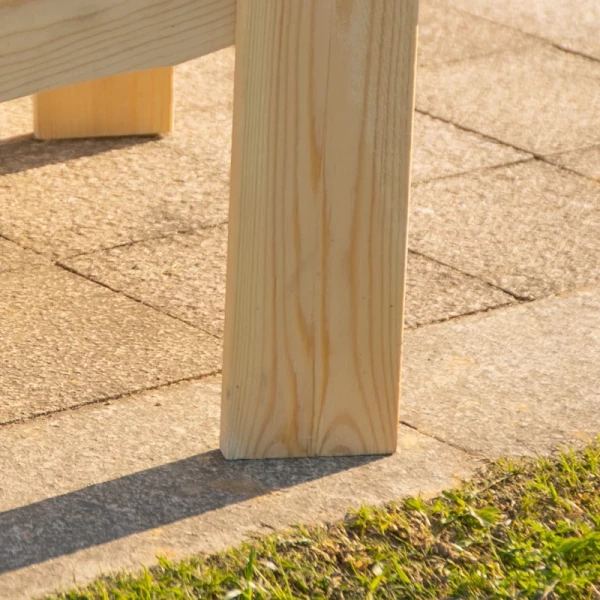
xmin=33 ymin=67 xmax=173 ymax=140
xmin=220 ymin=0 xmax=419 ymax=459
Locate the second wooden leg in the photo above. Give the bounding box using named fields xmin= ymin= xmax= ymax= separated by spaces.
xmin=221 ymin=0 xmax=419 ymax=459
xmin=34 ymin=67 xmax=173 ymax=140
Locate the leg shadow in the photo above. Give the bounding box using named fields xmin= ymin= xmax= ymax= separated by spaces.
xmin=0 ymin=450 xmax=380 ymax=573
xmin=0 ymin=134 xmax=156 ymax=177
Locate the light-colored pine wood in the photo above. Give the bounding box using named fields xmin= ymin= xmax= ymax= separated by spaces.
xmin=0 ymin=0 xmax=236 ymax=103
xmin=221 ymin=0 xmax=419 ymax=459
xmin=34 ymin=67 xmax=173 ymax=139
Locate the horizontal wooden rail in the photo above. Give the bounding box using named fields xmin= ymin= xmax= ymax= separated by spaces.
xmin=0 ymin=0 xmax=236 ymax=103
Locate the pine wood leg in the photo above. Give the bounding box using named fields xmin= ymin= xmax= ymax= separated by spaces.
xmin=33 ymin=67 xmax=173 ymax=140
xmin=221 ymin=0 xmax=419 ymax=459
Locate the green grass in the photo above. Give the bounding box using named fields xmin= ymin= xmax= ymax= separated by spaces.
xmin=46 ymin=441 xmax=600 ymax=600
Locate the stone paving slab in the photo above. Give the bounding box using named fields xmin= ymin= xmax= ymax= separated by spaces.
xmin=545 ymin=145 xmax=600 ymax=182
xmin=3 ymin=283 xmax=599 ymax=598
xmin=412 ymin=113 xmax=529 ymax=183
xmin=0 ymin=265 xmax=221 ymax=424
xmin=174 ymin=49 xmax=235 ymax=113
xmin=451 ymin=0 xmax=600 ymax=61
xmin=0 ymin=102 xmax=530 ymax=267
xmin=173 ymin=58 xmax=531 ymax=185
xmin=410 ymin=160 xmax=600 ymax=300
xmin=404 ymin=252 xmax=514 ymax=328
xmin=417 ymin=45 xmax=600 ymax=155
xmin=1 ymin=55 xmax=528 ymax=268
xmin=402 ymin=285 xmax=600 ymax=458
xmin=0 ymin=379 xmax=476 ymax=600
xmin=417 ymin=3 xmax=536 ymax=67
xmin=0 ymin=140 xmax=229 ymax=258
xmin=66 ymin=227 xmax=228 ymax=336
xmin=0 ymin=96 xmax=31 ymax=141
xmin=174 ymin=105 xmax=529 ymax=187
xmin=0 ymin=238 xmax=47 ymax=274
xmin=63 ymin=228 xmax=515 ymax=337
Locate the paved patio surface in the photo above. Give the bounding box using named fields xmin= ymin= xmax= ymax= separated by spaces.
xmin=1 ymin=0 xmax=599 ymax=597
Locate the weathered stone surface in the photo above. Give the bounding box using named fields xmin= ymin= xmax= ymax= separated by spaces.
xmin=174 ymin=49 xmax=235 ymax=113
xmin=0 ymin=378 xmax=475 ymax=600
xmin=0 ymin=57 xmax=234 ymax=260
xmin=402 ymin=286 xmax=600 ymax=457
xmin=417 ymin=45 xmax=600 ymax=155
xmin=405 ymin=252 xmax=514 ymax=327
xmin=418 ymin=3 xmax=536 ymax=67
xmin=545 ymin=145 xmax=600 ymax=182
xmin=66 ymin=227 xmax=228 ymax=337
xmin=64 ymin=229 xmax=514 ymax=337
xmin=0 ymin=265 xmax=222 ymax=424
xmin=0 ymin=238 xmax=46 ymax=274
xmin=451 ymin=0 xmax=600 ymax=61
xmin=0 ymin=97 xmax=31 ymax=141
xmin=0 ymin=140 xmax=229 ymax=258
xmin=412 ymin=113 xmax=529 ymax=183
xmin=410 ymin=160 xmax=600 ymax=299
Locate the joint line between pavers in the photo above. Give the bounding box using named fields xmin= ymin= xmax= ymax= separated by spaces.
xmin=415 ymin=108 xmax=535 ymax=158
xmin=55 ymin=261 xmax=223 ymax=341
xmin=63 ymin=222 xmax=230 ymax=262
xmin=407 ymin=249 xmax=531 ymax=302
xmin=400 ymin=420 xmax=486 ymax=460
xmin=413 ymin=157 xmax=535 ymax=186
xmin=548 ymin=42 xmax=600 ymax=66
xmin=450 ymin=8 xmax=600 ymax=67
xmin=537 ymin=156 xmax=600 ymax=187
xmin=62 ymin=230 xmax=195 ymax=261
xmin=404 ymin=301 xmax=516 ymax=332
xmin=0 ymin=369 xmax=222 ymax=430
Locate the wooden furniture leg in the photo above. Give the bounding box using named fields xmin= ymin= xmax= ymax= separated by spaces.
xmin=221 ymin=0 xmax=419 ymax=459
xmin=34 ymin=68 xmax=173 ymax=140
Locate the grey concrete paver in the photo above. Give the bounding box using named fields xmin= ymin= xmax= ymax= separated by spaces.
xmin=0 ymin=265 xmax=222 ymax=424
xmin=66 ymin=227 xmax=228 ymax=337
xmin=0 ymin=96 xmax=31 ymax=141
xmin=0 ymin=238 xmax=46 ymax=274
xmin=402 ymin=285 xmax=600 ymax=457
xmin=418 ymin=0 xmax=450 ymax=24
xmin=159 ymin=55 xmax=234 ymax=167
xmin=417 ymin=45 xmax=600 ymax=155
xmin=170 ymin=104 xmax=530 ymax=188
xmin=417 ymin=3 xmax=537 ymax=67
xmin=174 ymin=49 xmax=235 ymax=113
xmin=0 ymin=378 xmax=476 ymax=600
xmin=3 ymin=283 xmax=599 ymax=598
xmin=404 ymin=252 xmax=514 ymax=327
xmin=0 ymin=140 xmax=229 ymax=258
xmin=545 ymin=145 xmax=600 ymax=182
xmin=451 ymin=0 xmax=600 ymax=61
xmin=174 ymin=54 xmax=531 ymax=184
xmin=412 ymin=113 xmax=529 ymax=183
xmin=64 ymin=229 xmax=515 ymax=337
xmin=410 ymin=160 xmax=600 ymax=300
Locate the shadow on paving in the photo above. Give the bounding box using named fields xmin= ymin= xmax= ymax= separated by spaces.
xmin=0 ymin=450 xmax=381 ymax=574
xmin=0 ymin=134 xmax=154 ymax=176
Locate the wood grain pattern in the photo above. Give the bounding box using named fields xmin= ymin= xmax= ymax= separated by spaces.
xmin=221 ymin=0 xmax=419 ymax=459
xmin=0 ymin=0 xmax=236 ymax=103
xmin=34 ymin=67 xmax=173 ymax=139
